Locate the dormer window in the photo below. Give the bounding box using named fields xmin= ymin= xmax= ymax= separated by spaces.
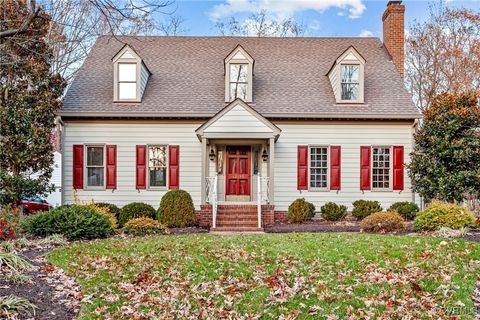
xmin=224 ymin=45 xmax=254 ymax=102
xmin=327 ymin=46 xmax=365 ymax=104
xmin=112 ymin=45 xmax=151 ymax=102
xmin=341 ymin=65 xmax=360 ymax=100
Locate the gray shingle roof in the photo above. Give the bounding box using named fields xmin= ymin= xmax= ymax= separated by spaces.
xmin=60 ymin=36 xmax=419 ymax=119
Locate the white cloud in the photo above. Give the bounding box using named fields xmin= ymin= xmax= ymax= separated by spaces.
xmin=209 ymin=0 xmax=366 ymax=21
xmin=309 ymin=20 xmax=321 ymax=31
xmin=358 ymin=29 xmax=373 ymax=37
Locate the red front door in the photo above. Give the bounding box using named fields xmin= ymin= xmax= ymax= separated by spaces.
xmin=226 ymin=146 xmax=251 ymax=196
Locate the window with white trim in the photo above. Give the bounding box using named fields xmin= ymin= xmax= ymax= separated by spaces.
xmin=229 ymin=63 xmax=248 ymax=101
xmin=309 ymin=146 xmax=328 ymax=189
xmin=372 ymin=147 xmax=391 ymax=189
xmin=86 ymin=146 xmax=104 ymax=187
xmin=148 ymin=145 xmax=167 ymax=188
xmin=341 ymin=65 xmax=360 ymax=101
xmin=118 ymin=63 xmax=137 ymax=100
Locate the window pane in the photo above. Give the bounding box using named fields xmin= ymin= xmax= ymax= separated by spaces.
xmin=149 ymin=168 xmax=167 ymax=187
xmin=372 ymin=147 xmax=391 ymax=189
xmin=341 ymin=83 xmax=359 ymax=100
xmin=230 ymin=83 xmax=247 ymax=101
xmin=118 ymin=63 xmax=137 ymax=82
xmin=341 ymin=65 xmax=359 ymax=82
xmin=230 ymin=64 xmax=248 ymax=82
xmin=310 ymin=147 xmax=328 ymax=188
xmin=119 ymin=83 xmax=137 ymax=100
xmin=87 ymin=147 xmax=103 ymax=166
xmin=87 ymin=168 xmax=104 ymax=186
xmin=149 ymin=146 xmax=167 ymax=167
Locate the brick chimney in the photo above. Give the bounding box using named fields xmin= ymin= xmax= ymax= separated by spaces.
xmin=382 ymin=1 xmax=405 ymax=77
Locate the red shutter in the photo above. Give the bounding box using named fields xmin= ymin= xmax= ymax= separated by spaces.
xmin=136 ymin=145 xmax=147 ymax=189
xmin=360 ymin=146 xmax=371 ymax=190
xmin=330 ymin=146 xmax=341 ymax=190
xmin=393 ymin=146 xmax=404 ymax=190
xmin=297 ymin=145 xmax=308 ymax=190
xmin=169 ymin=145 xmax=179 ymax=189
xmin=106 ymin=145 xmax=117 ymax=189
xmin=72 ymin=145 xmax=84 ymax=189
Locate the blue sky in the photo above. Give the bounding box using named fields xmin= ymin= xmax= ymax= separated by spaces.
xmin=159 ymin=0 xmax=480 ymax=37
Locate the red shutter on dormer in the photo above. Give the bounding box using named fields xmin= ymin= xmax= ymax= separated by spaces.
xmin=297 ymin=145 xmax=308 ymax=190
xmin=106 ymin=145 xmax=117 ymax=189
xmin=393 ymin=146 xmax=404 ymax=191
xmin=330 ymin=146 xmax=341 ymax=190
xmin=360 ymin=146 xmax=371 ymax=190
xmin=169 ymin=145 xmax=179 ymax=189
xmin=136 ymin=145 xmax=147 ymax=189
xmin=73 ymin=145 xmax=84 ymax=189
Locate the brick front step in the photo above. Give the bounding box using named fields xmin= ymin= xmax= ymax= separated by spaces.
xmin=210 ymin=227 xmax=264 ymax=232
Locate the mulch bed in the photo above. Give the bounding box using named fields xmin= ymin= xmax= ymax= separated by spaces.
xmin=0 ymin=244 xmax=81 ymax=320
xmin=265 ymin=220 xmax=414 ymax=234
xmin=169 ymin=226 xmax=209 ymax=235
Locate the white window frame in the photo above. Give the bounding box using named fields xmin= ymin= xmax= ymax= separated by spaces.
xmin=84 ymin=144 xmax=106 ymax=190
xmin=147 ymin=145 xmax=169 ymax=190
xmin=229 ymin=63 xmax=249 ymax=101
xmin=117 ymin=62 xmax=138 ymax=101
xmin=371 ymin=146 xmax=393 ymax=191
xmin=340 ymin=63 xmax=361 ymax=103
xmin=224 ymin=45 xmax=254 ymax=103
xmin=308 ymin=145 xmax=330 ymax=191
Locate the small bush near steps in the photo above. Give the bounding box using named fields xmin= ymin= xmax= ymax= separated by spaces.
xmin=352 ymin=200 xmax=382 ymax=220
xmin=157 ymin=190 xmax=196 ymax=227
xmin=123 ymin=217 xmax=169 ymax=236
xmin=388 ymin=202 xmax=419 ymax=220
xmin=414 ymin=201 xmax=476 ymax=231
xmin=287 ymin=198 xmax=315 ymax=223
xmin=119 ymin=202 xmax=156 ymax=227
xmin=320 ymin=202 xmax=347 ymax=221
xmin=360 ymin=211 xmax=406 ymax=233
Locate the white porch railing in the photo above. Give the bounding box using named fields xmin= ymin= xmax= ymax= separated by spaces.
xmin=257 ymin=175 xmax=270 ymax=228
xmin=205 ymin=174 xmax=218 ymax=228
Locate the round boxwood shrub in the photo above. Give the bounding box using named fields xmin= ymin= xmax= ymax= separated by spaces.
xmin=320 ymin=202 xmax=347 ymax=221
xmin=157 ymin=190 xmax=196 ymax=227
xmin=352 ymin=200 xmax=382 ymax=220
xmin=388 ymin=202 xmax=419 ymax=220
xmin=118 ymin=202 xmax=156 ymax=227
xmin=287 ymin=198 xmax=315 ymax=223
xmin=23 ymin=205 xmax=113 ymax=240
xmin=413 ymin=201 xmax=476 ymax=231
xmin=360 ymin=211 xmax=406 ymax=233
xmin=123 ymin=217 xmax=169 ymax=236
xmin=95 ymin=202 xmax=120 ymax=219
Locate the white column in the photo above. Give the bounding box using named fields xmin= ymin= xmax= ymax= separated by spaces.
xmin=269 ymin=137 xmax=275 ymax=203
xmin=201 ymin=137 xmax=207 ymax=204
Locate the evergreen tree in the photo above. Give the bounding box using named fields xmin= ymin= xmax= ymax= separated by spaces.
xmin=0 ymin=1 xmax=66 ymax=206
xmin=408 ymin=92 xmax=480 ymax=202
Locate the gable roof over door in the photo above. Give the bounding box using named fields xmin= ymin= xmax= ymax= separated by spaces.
xmin=60 ymin=36 xmax=419 ymax=119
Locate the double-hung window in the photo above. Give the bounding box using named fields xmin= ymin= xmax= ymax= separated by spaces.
xmin=148 ymin=145 xmax=167 ymax=188
xmin=86 ymin=146 xmax=105 ymax=187
xmin=118 ymin=63 xmax=137 ymax=100
xmin=229 ymin=63 xmax=248 ymax=101
xmin=341 ymin=65 xmax=360 ymax=101
xmin=309 ymin=146 xmax=328 ymax=189
xmin=372 ymin=147 xmax=391 ymax=189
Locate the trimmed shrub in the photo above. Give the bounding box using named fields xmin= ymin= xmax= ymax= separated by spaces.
xmin=388 ymin=202 xmax=419 ymax=220
xmin=123 ymin=217 xmax=168 ymax=236
xmin=86 ymin=204 xmax=118 ymax=229
xmin=360 ymin=211 xmax=406 ymax=233
xmin=320 ymin=202 xmax=347 ymax=221
xmin=352 ymin=200 xmax=382 ymax=220
xmin=95 ymin=202 xmax=120 ymax=219
xmin=118 ymin=202 xmax=156 ymax=227
xmin=157 ymin=190 xmax=196 ymax=228
xmin=287 ymin=198 xmax=315 ymax=223
xmin=23 ymin=205 xmax=113 ymax=240
xmin=413 ymin=201 xmax=476 ymax=231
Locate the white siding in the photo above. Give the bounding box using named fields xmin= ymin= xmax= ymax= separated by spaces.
xmin=140 ymin=64 xmax=149 ymax=98
xmin=273 ymin=121 xmax=414 ymax=213
xmin=63 ymin=121 xmax=203 ymax=209
xmin=204 ymin=106 xmax=272 ymax=133
xmin=328 ymin=64 xmax=340 ymax=101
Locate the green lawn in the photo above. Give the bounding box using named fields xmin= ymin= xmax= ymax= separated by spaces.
xmin=47 ymin=233 xmax=480 ymax=319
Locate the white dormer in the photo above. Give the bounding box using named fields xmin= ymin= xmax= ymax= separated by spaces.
xmin=327 ymin=46 xmax=365 ymax=104
xmin=224 ymin=45 xmax=254 ymax=103
xmin=112 ymin=45 xmax=151 ymax=102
